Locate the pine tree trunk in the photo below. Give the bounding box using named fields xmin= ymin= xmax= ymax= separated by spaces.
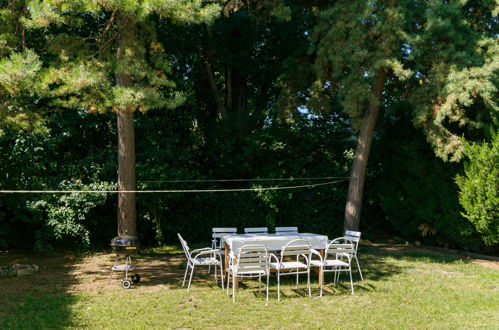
xmin=344 ymin=69 xmax=386 ymax=232
xmin=116 ymin=12 xmax=137 ymax=237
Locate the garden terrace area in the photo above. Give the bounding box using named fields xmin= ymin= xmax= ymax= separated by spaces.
xmin=1 ymin=242 xmax=498 ymax=328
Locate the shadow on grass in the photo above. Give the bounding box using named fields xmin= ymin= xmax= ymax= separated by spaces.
xmin=0 ymin=251 xmax=83 ymax=329
xmin=133 ymin=243 xmax=409 ymax=295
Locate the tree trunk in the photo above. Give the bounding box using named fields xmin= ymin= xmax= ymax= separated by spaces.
xmin=344 ymin=69 xmax=387 ymax=232
xmin=116 ymin=12 xmax=137 ymax=237
xmin=226 ymin=61 xmax=233 ymax=111
xmin=202 ymin=50 xmax=228 ymax=119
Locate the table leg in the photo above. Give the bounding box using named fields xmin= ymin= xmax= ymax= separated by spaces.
xmin=224 ymin=243 xmax=238 ymax=289
xmin=318 ymin=249 xmax=325 ymax=282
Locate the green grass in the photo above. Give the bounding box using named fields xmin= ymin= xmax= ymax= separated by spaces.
xmin=1 ymin=245 xmax=498 ymax=329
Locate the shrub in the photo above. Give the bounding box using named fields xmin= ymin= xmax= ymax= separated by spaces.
xmin=456 ymin=130 xmax=499 ymax=246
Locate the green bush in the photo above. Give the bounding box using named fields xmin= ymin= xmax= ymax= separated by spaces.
xmin=456 ymin=130 xmax=499 ymax=246
xmin=372 ymin=115 xmax=477 ymax=248
xmin=27 ymin=181 xmax=114 ymax=249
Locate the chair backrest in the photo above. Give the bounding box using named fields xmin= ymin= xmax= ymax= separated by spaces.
xmin=212 ymin=227 xmax=238 ymax=239
xmin=325 ymin=242 xmax=355 ymax=263
xmin=344 ymin=230 xmax=361 ymax=251
xmin=280 ymin=239 xmax=311 ymax=262
xmin=244 ymin=227 xmax=268 ymax=234
xmin=177 ymin=233 xmax=191 ymax=260
xmin=275 ymin=226 xmax=298 ymax=234
xmin=235 ymin=244 xmax=268 ymax=275
xmin=344 ymin=230 xmax=361 ymax=243
xmin=212 ymin=227 xmax=237 ymax=249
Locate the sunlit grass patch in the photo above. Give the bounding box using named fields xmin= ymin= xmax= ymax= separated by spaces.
xmin=1 ymin=244 xmax=498 ymax=329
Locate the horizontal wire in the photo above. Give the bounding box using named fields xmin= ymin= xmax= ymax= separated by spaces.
xmin=137 ymin=176 xmax=351 ymax=183
xmin=0 ymin=179 xmax=347 ymax=194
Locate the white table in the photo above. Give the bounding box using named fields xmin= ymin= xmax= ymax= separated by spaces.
xmin=222 ymin=233 xmax=329 ymax=287
xmin=222 ymin=233 xmax=328 ymax=256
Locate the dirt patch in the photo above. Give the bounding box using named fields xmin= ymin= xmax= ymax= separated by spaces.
xmin=65 ymin=253 xmax=190 ymax=292
xmin=474 ymin=259 xmax=499 ymax=270
xmin=0 ymin=249 xmax=217 ymax=300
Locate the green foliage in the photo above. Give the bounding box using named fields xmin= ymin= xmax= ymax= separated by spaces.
xmin=133 ymin=107 xmax=353 ymax=245
xmin=312 ymin=0 xmax=408 ymax=127
xmin=0 ymin=49 xmax=41 ymax=93
xmin=312 ymin=0 xmax=498 ymax=162
xmin=0 ymin=0 xmax=496 ymax=252
xmin=27 ymin=181 xmax=114 ymax=248
xmin=372 ymin=109 xmax=478 ymax=248
xmin=456 ymin=130 xmax=499 ymax=246
xmin=0 ymin=108 xmax=117 ymax=250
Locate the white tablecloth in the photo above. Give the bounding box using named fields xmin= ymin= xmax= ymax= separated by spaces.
xmin=222 ymin=233 xmax=328 ymax=255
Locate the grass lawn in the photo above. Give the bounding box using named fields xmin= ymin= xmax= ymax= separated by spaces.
xmin=1 ymin=242 xmax=498 ymax=329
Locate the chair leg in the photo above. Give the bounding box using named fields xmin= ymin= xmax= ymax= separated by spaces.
xmin=219 ymin=263 xmax=225 ymax=290
xmin=208 ymin=242 xmax=215 ymax=274
xmin=307 ymin=268 xmax=311 ymax=297
xmin=214 ymin=262 xmax=218 ymax=285
xmin=354 ymin=255 xmax=364 ymax=281
xmin=349 ymin=266 xmax=354 ymax=294
xmin=320 ymin=266 xmax=324 ymax=297
xmin=187 ymin=264 xmax=195 ymax=291
xmin=266 ymin=273 xmax=269 ymax=303
xmin=335 ymin=267 xmax=341 ymax=285
xmin=277 ymin=270 xmax=281 ymax=301
xmin=232 ymin=273 xmax=236 ymax=303
xmin=259 ymin=274 xmax=262 ymax=293
xmin=296 ymin=256 xmax=299 ymax=288
xmin=182 ymin=263 xmax=189 ymax=287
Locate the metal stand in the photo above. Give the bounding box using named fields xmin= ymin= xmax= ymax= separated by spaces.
xmin=108 ymin=256 xmax=139 ymax=289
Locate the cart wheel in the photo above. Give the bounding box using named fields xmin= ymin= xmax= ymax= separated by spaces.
xmin=122 ymin=280 xmax=132 ymax=289
xmin=131 ymin=274 xmax=141 ymax=284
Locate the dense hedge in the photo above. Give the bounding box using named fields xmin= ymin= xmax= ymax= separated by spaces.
xmin=1 ymin=105 xmax=496 ymax=253
xmin=0 ymin=108 xmax=354 ymax=250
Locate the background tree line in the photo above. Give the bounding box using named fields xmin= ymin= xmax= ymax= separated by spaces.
xmin=0 ymin=0 xmax=497 ymax=253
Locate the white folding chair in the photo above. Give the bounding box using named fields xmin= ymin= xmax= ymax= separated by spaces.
xmin=226 ymin=244 xmax=270 ymax=303
xmin=244 ymin=227 xmax=268 ymax=234
xmin=310 ymin=240 xmax=355 ymax=295
xmin=330 ymin=230 xmax=364 ymax=280
xmin=209 ymin=227 xmax=237 ymax=273
xmin=177 ymin=233 xmax=224 ymax=291
xmin=275 ymin=226 xmax=298 ymax=234
xmin=269 ymin=239 xmax=312 ymax=301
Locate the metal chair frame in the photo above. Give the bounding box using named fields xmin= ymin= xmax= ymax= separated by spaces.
xmin=226 ymin=244 xmax=270 ymax=303
xmin=311 ymin=240 xmax=355 ymax=296
xmin=177 ymin=233 xmax=224 ymax=291
xmin=209 ymin=227 xmax=237 ymax=273
xmin=269 ymin=239 xmax=312 ymax=301
xmin=330 ymin=230 xmax=364 ymax=280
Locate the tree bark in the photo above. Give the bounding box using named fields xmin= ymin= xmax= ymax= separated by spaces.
xmin=344 ymin=69 xmax=387 ymax=232
xmin=199 ymin=25 xmax=228 ymax=120
xmin=226 ymin=61 xmax=233 ymax=111
xmin=116 ymin=12 xmax=137 ymax=237
xmin=199 ymin=46 xmax=228 ymax=120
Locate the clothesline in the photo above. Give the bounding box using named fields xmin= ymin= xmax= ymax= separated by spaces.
xmin=0 ymin=179 xmax=348 ymax=194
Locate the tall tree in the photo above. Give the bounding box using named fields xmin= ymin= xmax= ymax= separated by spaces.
xmin=312 ymin=1 xmax=408 ymax=231
xmin=312 ymin=0 xmax=497 ymax=231
xmin=1 ymin=0 xmax=221 ymax=236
